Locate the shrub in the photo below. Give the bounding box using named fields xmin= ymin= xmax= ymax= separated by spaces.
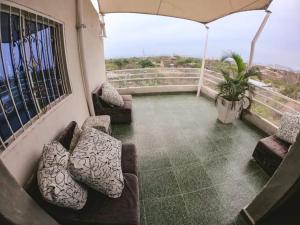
xmin=139 ymin=59 xmax=155 ymax=68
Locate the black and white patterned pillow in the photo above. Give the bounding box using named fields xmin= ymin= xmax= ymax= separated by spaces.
xmin=68 ymin=127 xmax=124 ymax=198
xmin=37 ymin=142 xmax=88 ymax=210
xmin=276 ymin=112 xmax=300 ymax=144
xmin=101 ymin=82 xmax=124 ymax=107
xmin=38 ymin=166 xmax=87 ymax=210
xmin=39 ymin=141 xmax=70 ymax=170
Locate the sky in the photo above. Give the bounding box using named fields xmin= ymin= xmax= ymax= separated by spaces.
xmin=101 ymin=0 xmax=300 ymax=70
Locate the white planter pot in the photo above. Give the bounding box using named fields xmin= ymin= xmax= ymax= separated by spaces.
xmin=217 ymin=97 xmax=243 ymax=124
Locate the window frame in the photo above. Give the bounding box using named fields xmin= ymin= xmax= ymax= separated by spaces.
xmin=0 ymin=3 xmax=72 ymax=150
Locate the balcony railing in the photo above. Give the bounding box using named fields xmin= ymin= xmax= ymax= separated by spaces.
xmin=107 ymin=68 xmax=300 ymax=127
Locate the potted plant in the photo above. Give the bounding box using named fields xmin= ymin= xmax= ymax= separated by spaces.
xmin=215 ymin=52 xmax=261 ymax=124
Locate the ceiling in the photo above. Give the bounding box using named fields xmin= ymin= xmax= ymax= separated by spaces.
xmin=99 ymin=0 xmax=272 ymax=23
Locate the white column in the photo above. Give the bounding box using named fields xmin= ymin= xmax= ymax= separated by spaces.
xmin=197 ymin=25 xmax=209 ymax=97
xmin=97 ymin=0 xmax=107 ymax=37
xmin=76 ymin=0 xmax=95 ymax=116
xmin=248 ymin=10 xmax=272 ymax=67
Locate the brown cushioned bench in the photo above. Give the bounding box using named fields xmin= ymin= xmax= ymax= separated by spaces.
xmin=252 ymin=135 xmax=291 ymax=175
xmin=92 ymin=85 xmax=132 ymax=124
xmin=25 ymin=121 xmax=140 ymax=225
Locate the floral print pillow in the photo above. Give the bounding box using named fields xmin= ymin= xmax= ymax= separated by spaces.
xmin=38 ymin=141 xmax=70 ymax=170
xmin=68 ymin=127 xmax=124 ymax=198
xmin=37 ymin=142 xmax=88 ymax=210
xmin=38 ymin=166 xmax=87 ymax=210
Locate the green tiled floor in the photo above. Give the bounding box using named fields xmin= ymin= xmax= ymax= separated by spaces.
xmin=112 ymin=94 xmax=270 ymax=225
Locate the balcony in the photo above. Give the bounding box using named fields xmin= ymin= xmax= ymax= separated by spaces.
xmin=112 ymin=93 xmax=270 ymax=225
xmin=1 ymin=1 xmax=299 ymax=225
xmin=108 ymin=68 xmax=300 ymax=128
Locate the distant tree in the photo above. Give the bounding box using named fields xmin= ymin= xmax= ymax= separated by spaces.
xmin=139 ymin=59 xmax=155 ymax=68
xmin=114 ymin=59 xmax=124 ymax=69
xmin=112 ymin=59 xmax=130 ymax=70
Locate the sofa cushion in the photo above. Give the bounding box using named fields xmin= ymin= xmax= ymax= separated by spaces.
xmin=252 ymin=135 xmax=291 ymax=175
xmin=82 ymin=115 xmax=111 ymax=135
xmin=37 ymin=166 xmax=88 ymax=210
xmin=56 ymin=121 xmax=78 ymax=151
xmin=28 ymin=173 xmax=139 ymax=225
xmin=276 ymin=112 xmax=300 ymax=144
xmin=123 ymin=97 xmax=132 ymax=110
xmin=68 ymin=128 xmax=124 ymax=198
xmin=69 ymin=124 xmax=82 ymax=151
xmin=101 ymin=82 xmax=124 ymax=107
xmin=122 ymin=95 xmax=133 ymax=102
xmin=260 ymin=135 xmax=291 ymax=158
xmin=121 ymin=144 xmax=138 ymax=176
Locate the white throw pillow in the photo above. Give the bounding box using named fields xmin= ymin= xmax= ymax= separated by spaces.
xmin=276 ymin=112 xmax=300 ymax=144
xmin=68 ymin=127 xmax=124 ymax=198
xmin=37 ymin=142 xmax=88 ymax=210
xmin=101 ymin=82 xmax=124 ymax=107
xmin=38 ymin=166 xmax=87 ymax=210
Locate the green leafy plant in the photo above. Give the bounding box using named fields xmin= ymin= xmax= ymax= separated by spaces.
xmin=139 ymin=59 xmax=155 ymax=68
xmin=216 ymin=52 xmax=262 ymax=109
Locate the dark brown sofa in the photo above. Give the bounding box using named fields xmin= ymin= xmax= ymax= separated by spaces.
xmin=252 ymin=135 xmax=291 ymax=175
xmin=92 ymin=85 xmax=132 ymax=124
xmin=25 ymin=121 xmax=139 ymax=225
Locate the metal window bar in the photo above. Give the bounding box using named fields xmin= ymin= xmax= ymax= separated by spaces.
xmin=24 ymin=12 xmax=47 ymax=109
xmin=41 ymin=17 xmax=57 ymax=102
xmin=18 ymin=9 xmax=40 ymax=115
xmin=0 ymin=3 xmax=71 ymax=147
xmin=45 ymin=19 xmax=60 ymax=99
xmin=57 ymin=25 xmax=70 ymax=94
xmin=35 ymin=15 xmax=51 ymax=107
xmin=0 ymin=135 xmax=6 ymax=150
xmin=45 ymin=18 xmax=62 ymax=98
xmin=9 ymin=7 xmax=33 ymax=124
xmin=0 ymin=5 xmax=25 ymax=131
xmin=52 ymin=22 xmax=67 ymax=95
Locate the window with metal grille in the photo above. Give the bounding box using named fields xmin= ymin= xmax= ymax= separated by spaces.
xmin=0 ymin=4 xmax=71 ymax=151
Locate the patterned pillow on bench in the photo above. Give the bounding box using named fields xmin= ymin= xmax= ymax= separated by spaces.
xmin=68 ymin=128 xmax=124 ymax=198
xmin=100 ymin=82 xmax=124 ymax=107
xmin=37 ymin=142 xmax=87 ymax=210
xmin=276 ymin=112 xmax=300 ymax=144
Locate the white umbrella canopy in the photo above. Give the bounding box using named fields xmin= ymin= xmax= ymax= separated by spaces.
xmin=99 ymin=0 xmax=272 ymax=23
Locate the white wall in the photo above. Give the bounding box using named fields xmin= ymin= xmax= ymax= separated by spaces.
xmin=0 ymin=0 xmax=106 ymax=186
xmin=81 ymin=0 xmax=106 ymax=93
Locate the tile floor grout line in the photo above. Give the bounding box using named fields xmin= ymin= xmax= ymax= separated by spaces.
xmin=170 ymin=160 xmax=193 ymax=225
xmin=145 ymin=147 xmax=195 ymax=224
xmin=140 ymin=151 xmax=264 ymax=200
xmin=139 ymin=165 xmax=173 ymax=173
xmin=138 ymin=158 xmax=148 ymax=225
xmin=142 ymin=192 xmax=185 ymax=202
xmin=121 ymin=95 xmax=266 ymax=225
xmin=141 ymin=200 xmax=148 ymax=225
xmin=141 ymin=177 xmax=241 ymax=202
xmin=140 ymin=159 xmax=205 ymax=173
xmin=140 ymin=150 xmax=252 ymax=201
